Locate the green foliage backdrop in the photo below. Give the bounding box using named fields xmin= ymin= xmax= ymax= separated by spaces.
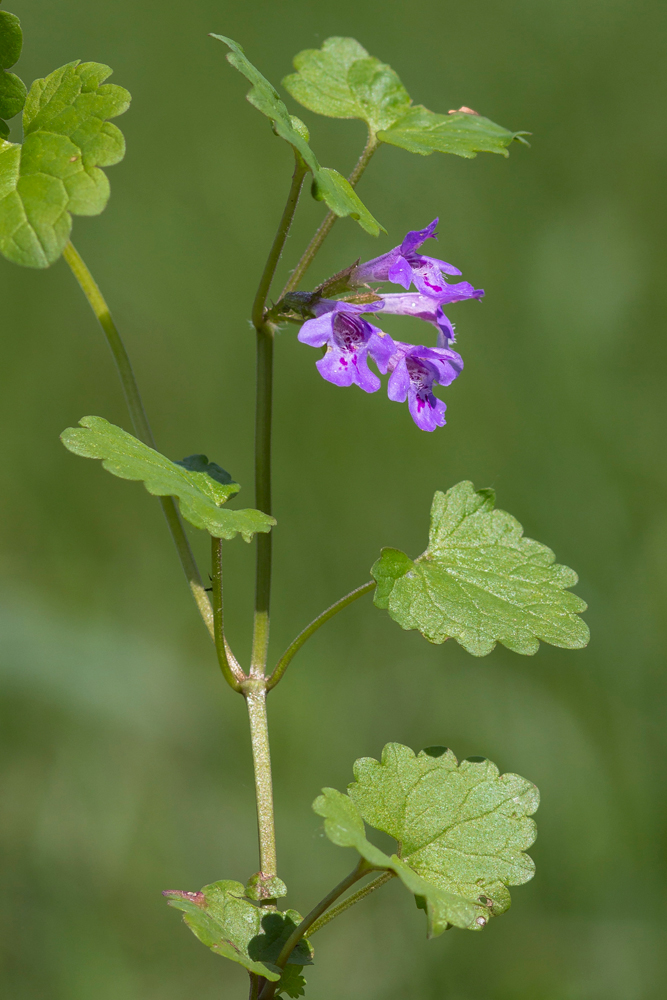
xmin=0 ymin=1 xmax=665 ymax=998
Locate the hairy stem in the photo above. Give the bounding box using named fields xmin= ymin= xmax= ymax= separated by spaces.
xmin=250 ymin=160 xmax=307 ymax=674
xmin=279 ymin=132 xmax=380 ymax=298
xmin=267 ymin=581 xmax=375 ymax=690
xmin=63 ymin=241 xmax=215 ymax=639
xmin=245 ymin=685 xmax=277 ymax=878
xmin=210 ymin=537 xmax=245 ymax=690
xmin=308 ymin=872 xmax=394 ymax=936
xmin=259 ymin=861 xmax=370 ymax=1000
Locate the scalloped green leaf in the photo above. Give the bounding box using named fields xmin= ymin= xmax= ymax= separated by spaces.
xmin=0 ymin=60 xmax=130 ymax=268
xmin=0 ymin=10 xmax=26 ymax=135
xmin=163 ymin=882 xmax=312 ymax=981
xmin=60 ymin=416 xmax=275 ymax=542
xmin=211 ymin=34 xmax=383 ymax=236
xmin=371 ymin=481 xmax=589 ymax=656
xmin=283 ymin=37 xmax=410 ymax=134
xmin=314 ymin=742 xmax=539 ymax=936
xmin=378 ymin=106 xmax=528 ymax=159
xmin=283 ymin=37 xmax=526 ymax=158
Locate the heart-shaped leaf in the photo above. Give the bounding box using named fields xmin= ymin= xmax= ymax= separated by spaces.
xmin=60 ymin=416 xmax=275 ymax=542
xmin=372 ymin=481 xmax=589 ymax=655
xmin=314 ymin=742 xmax=538 ymax=936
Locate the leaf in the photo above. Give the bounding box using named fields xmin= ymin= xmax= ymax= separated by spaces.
xmin=371 ymin=481 xmax=589 ymax=656
xmin=0 ymin=10 xmax=27 ymax=134
xmin=275 ymin=964 xmax=307 ymax=998
xmin=60 ymin=416 xmax=275 ymax=542
xmin=245 ymin=872 xmax=288 ymax=902
xmin=377 ymin=106 xmax=528 ymax=159
xmin=163 ymin=883 xmax=312 ymax=982
xmin=314 ymin=742 xmax=539 ymax=936
xmin=211 ymin=34 xmax=383 ymax=236
xmin=284 ymin=37 xmax=527 ymax=158
xmin=0 ymin=60 xmax=130 ymax=268
xmin=282 ymin=37 xmax=411 ymax=133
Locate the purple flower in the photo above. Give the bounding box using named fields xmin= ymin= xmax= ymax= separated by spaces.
xmin=297 ymin=300 xmax=395 ymax=392
xmin=352 ymin=219 xmax=464 ymax=296
xmin=375 ymin=286 xmax=483 ymax=346
xmin=386 ymin=341 xmax=464 ymax=432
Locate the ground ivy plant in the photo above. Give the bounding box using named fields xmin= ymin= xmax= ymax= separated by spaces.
xmin=1 ymin=11 xmax=589 ymax=998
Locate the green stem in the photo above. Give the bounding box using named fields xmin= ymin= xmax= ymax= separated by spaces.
xmin=250 ymin=160 xmax=307 ymax=675
xmin=63 ymin=241 xmax=215 ymax=640
xmin=279 ymin=132 xmax=380 ymax=298
xmin=211 ymin=537 xmax=245 ymax=691
xmin=259 ymin=861 xmax=370 ymax=1000
xmin=267 ymin=581 xmax=375 ymax=690
xmin=308 ymin=872 xmax=394 ymax=936
xmin=244 ymin=684 xmax=277 ymax=877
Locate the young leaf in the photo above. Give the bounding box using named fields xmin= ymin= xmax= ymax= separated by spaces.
xmin=0 ymin=60 xmax=130 ymax=268
xmin=283 ymin=37 xmax=526 ymax=158
xmin=282 ymin=37 xmax=411 ymax=133
xmin=163 ymin=882 xmax=312 ymax=980
xmin=60 ymin=416 xmax=275 ymax=542
xmin=371 ymin=481 xmax=589 ymax=656
xmin=314 ymin=742 xmax=539 ymax=936
xmin=0 ymin=9 xmax=27 ymax=138
xmin=211 ymin=34 xmax=383 ymax=236
xmin=377 ymin=106 xmax=528 ymax=159
xmin=275 ymin=964 xmax=307 ymax=998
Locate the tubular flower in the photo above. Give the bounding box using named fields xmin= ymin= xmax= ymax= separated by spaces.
xmin=387 ymin=341 xmax=464 ymax=432
xmin=351 ymin=218 xmax=463 ymax=296
xmin=375 ymin=286 xmax=484 ymax=346
xmin=297 ymin=300 xmax=395 ymax=392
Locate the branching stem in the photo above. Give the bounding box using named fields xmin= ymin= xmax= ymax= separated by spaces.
xmin=63 ymin=241 xmax=215 ymax=640
xmin=279 ymin=132 xmax=380 ymax=298
xmin=258 ymin=860 xmax=371 ymax=999
xmin=267 ymin=581 xmax=375 ymax=690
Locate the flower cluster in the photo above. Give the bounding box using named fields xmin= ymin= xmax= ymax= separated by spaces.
xmin=297 ymin=220 xmax=483 ymax=431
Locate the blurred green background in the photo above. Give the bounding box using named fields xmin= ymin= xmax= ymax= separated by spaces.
xmin=1 ymin=0 xmax=665 ymax=997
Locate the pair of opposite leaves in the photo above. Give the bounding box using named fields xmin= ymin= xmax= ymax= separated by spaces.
xmin=61 ymin=414 xmax=589 ymax=656
xmin=165 ymin=742 xmax=539 ymax=997
xmin=0 ymin=21 xmax=526 ymax=268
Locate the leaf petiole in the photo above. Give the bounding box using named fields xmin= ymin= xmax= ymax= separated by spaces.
xmin=267 ymin=580 xmax=375 ymax=690
xmin=62 ymin=242 xmax=215 ymax=639
xmin=258 ymin=859 xmax=372 ymax=1000
xmin=279 ymin=131 xmax=380 ymax=297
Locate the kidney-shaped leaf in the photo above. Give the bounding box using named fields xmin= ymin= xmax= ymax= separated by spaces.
xmin=372 ymin=481 xmax=589 ymax=656
xmin=60 ymin=416 xmax=275 ymax=542
xmin=163 ymin=881 xmax=312 ymax=985
xmin=314 ymin=742 xmax=538 ymax=936
xmin=211 ymin=34 xmax=383 ymax=236
xmin=283 ymin=37 xmax=527 ymax=159
xmin=283 ymin=36 xmax=411 ymax=134
xmin=0 ymin=60 xmax=130 ymax=267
